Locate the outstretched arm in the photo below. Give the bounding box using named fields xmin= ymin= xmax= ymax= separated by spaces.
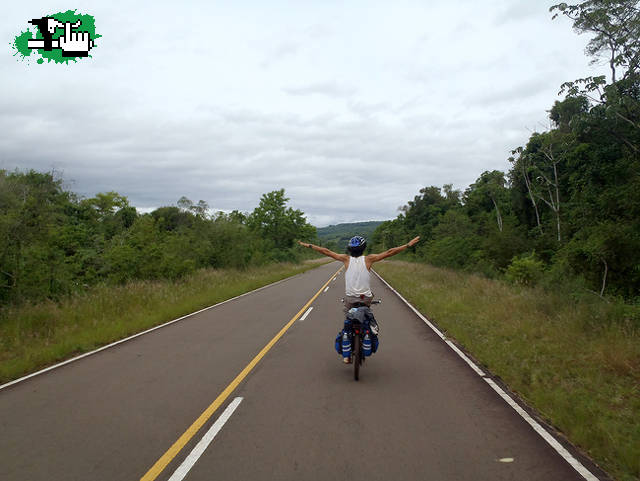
xmin=366 ymin=236 xmax=420 ymax=267
xmin=298 ymin=241 xmax=349 ymax=264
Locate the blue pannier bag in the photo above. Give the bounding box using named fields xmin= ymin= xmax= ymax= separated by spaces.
xmin=362 ymin=331 xmax=372 ymax=356
xmin=334 ymin=331 xmax=343 ymax=355
xmin=334 ymin=330 xmax=378 ymax=355
xmin=335 ymin=313 xmax=380 ymax=356
xmin=335 ymin=319 xmax=353 ymax=356
xmin=362 ymin=320 xmax=379 ymax=356
xmin=371 ymin=332 xmax=379 ymax=353
xmin=334 ymin=327 xmax=379 ymax=356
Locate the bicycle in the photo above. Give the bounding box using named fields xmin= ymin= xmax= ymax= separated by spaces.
xmin=341 ymin=299 xmax=381 ymax=381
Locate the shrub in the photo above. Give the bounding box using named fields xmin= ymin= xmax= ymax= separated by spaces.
xmin=505 ymin=253 xmax=545 ymax=286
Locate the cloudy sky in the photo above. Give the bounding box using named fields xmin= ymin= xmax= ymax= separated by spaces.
xmin=2 ymin=1 xmax=608 ymax=226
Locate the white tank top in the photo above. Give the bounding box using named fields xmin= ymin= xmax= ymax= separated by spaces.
xmin=345 ymin=256 xmax=372 ymax=297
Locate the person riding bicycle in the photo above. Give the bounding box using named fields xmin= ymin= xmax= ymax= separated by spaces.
xmin=298 ymin=235 xmax=420 ymax=362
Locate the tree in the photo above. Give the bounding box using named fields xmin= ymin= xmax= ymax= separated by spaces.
xmin=511 ymin=131 xmax=574 ymax=243
xmin=0 ymin=170 xmax=75 ymax=301
xmin=549 ymin=95 xmax=591 ymax=130
xmin=464 ymin=171 xmax=510 ymax=233
xmin=151 ymin=206 xmax=193 ymax=232
xmin=177 ymin=196 xmax=210 ymax=219
xmin=424 ymin=210 xmax=477 ymax=269
xmin=399 ymin=185 xmax=461 ymax=239
xmin=551 ymin=1 xmax=640 ymax=151
xmin=247 ymin=189 xmax=316 ymax=251
xmin=509 ymin=147 xmax=544 ymax=235
xmin=533 ymin=135 xmax=564 ymax=242
xmin=551 ymin=0 xmax=640 ymax=83
xmin=0 ymin=170 xmax=322 ymax=305
xmin=371 ymin=218 xmax=407 ymax=252
xmin=85 ymin=191 xmax=130 ymax=220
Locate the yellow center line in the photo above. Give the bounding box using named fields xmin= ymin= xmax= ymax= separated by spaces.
xmin=140 ymin=266 xmax=344 ymax=481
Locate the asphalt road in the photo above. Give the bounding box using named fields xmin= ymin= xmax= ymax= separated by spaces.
xmin=0 ymin=261 xmax=601 ymax=481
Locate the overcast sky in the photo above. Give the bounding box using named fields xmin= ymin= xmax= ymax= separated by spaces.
xmin=2 ymin=1 xmax=608 ymax=226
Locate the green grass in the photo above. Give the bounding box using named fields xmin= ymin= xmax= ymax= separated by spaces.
xmin=0 ymin=261 xmax=328 ymax=384
xmin=375 ymin=261 xmax=640 ymax=481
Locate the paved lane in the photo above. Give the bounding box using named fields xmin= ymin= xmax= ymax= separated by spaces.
xmin=173 ymin=264 xmax=590 ymax=481
xmin=0 ymin=262 xmax=341 ymax=481
xmin=0 ymin=261 xmax=601 ymax=481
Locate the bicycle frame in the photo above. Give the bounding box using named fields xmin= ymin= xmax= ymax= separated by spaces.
xmin=351 ymin=318 xmax=365 ymax=380
xmin=342 ymin=299 xmax=380 ymax=381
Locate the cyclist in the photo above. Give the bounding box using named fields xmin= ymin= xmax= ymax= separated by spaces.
xmin=298 ymin=235 xmax=420 ymax=362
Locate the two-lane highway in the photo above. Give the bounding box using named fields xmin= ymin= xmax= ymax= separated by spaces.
xmin=0 ymin=261 xmax=600 ymax=480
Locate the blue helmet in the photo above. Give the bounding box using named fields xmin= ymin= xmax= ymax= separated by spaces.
xmin=348 ymin=236 xmax=366 ymax=256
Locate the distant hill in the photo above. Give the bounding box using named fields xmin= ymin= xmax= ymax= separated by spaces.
xmin=316 ymin=221 xmax=385 ymax=251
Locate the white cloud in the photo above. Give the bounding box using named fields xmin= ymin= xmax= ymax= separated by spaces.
xmin=2 ymin=0 xmax=609 ymax=226
xmin=284 ymin=82 xmax=356 ymax=98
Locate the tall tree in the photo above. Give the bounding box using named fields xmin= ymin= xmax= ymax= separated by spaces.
xmin=464 ymin=171 xmax=509 ymax=233
xmin=551 ymin=0 xmax=640 ymax=83
xmin=509 ymin=147 xmax=544 ymax=235
xmin=247 ymin=189 xmax=316 ymax=250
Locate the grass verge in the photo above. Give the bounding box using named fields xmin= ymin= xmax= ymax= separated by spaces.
xmin=0 ymin=261 xmax=329 ymax=385
xmin=375 ymin=261 xmax=639 ymax=481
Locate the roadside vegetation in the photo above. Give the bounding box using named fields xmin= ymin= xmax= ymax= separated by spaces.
xmin=0 ymin=261 xmax=327 ymax=384
xmin=0 ymin=170 xmax=325 ymax=383
xmin=0 ymin=171 xmax=317 ymax=306
xmin=375 ymin=261 xmax=639 ymax=481
xmin=371 ymin=2 xmax=640 ymax=302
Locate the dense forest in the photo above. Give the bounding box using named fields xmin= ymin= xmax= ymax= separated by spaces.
xmin=0 ymin=175 xmax=315 ymax=305
xmin=372 ymin=1 xmax=640 ymax=300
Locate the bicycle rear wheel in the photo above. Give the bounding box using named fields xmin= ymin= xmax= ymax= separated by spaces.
xmin=353 ymin=332 xmax=360 ymax=381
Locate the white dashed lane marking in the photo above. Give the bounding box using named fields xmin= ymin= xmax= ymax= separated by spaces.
xmin=167 ymin=397 xmax=243 ymax=481
xmin=299 ymin=307 xmax=313 ymax=321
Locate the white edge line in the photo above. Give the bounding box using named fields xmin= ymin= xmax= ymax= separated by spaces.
xmin=168 ymin=397 xmax=243 ymax=481
xmin=373 ymin=269 xmax=600 ymax=481
xmin=299 ymin=307 xmax=313 ymax=321
xmin=373 ymin=270 xmax=483 ymax=376
xmin=0 ymin=270 xmax=312 ymax=392
xmin=445 ymin=340 xmax=486 ymax=377
xmin=372 ymin=270 xmax=447 ymax=341
xmin=485 ymin=379 xmax=598 ymax=481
